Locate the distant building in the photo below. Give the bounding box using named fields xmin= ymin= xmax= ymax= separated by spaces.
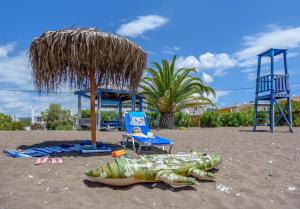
xmin=12 ymin=115 xmax=20 ymax=122
xmin=184 ymin=104 xmax=215 ymax=115
xmin=217 ymin=102 xmax=268 ymax=113
xmin=31 ymin=106 xmax=45 ymax=127
xmin=216 ymin=95 xmax=300 ymax=113
xmin=292 ymin=96 xmax=300 ymax=102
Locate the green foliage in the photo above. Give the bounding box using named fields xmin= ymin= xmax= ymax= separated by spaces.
xmin=220 ymin=112 xmax=252 ymax=127
xmin=80 ymin=110 xmax=118 ymax=121
xmin=0 ymin=113 xmax=24 ymax=130
xmin=10 ymin=121 xmax=25 ymax=130
xmin=101 ymin=111 xmax=118 ymax=121
xmin=199 ymin=111 xmax=253 ymax=127
xmin=19 ymin=118 xmax=32 ymax=127
xmin=293 ymin=100 xmax=300 ymax=127
xmin=56 ymin=124 xmax=74 ymax=130
xmin=274 ymin=100 xmax=300 ymax=127
xmin=81 ymin=109 xmax=91 ymax=118
xmin=174 ymin=112 xmax=192 ymax=127
xmin=140 ymin=55 xmax=215 ymax=128
xmin=41 ymin=104 xmax=74 ymax=130
xmin=200 ymin=111 xmax=222 ymax=127
xmin=145 ymin=111 xmax=160 ymax=128
xmin=198 ymin=100 xmax=300 ymax=127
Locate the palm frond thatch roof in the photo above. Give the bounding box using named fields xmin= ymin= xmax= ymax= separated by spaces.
xmin=29 ymin=28 xmax=147 ymax=92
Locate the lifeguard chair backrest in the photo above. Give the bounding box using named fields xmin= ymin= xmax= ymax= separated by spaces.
xmin=124 ymin=112 xmax=150 ymax=134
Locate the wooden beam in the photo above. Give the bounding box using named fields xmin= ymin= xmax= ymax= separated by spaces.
xmin=89 ymin=69 xmax=96 ymax=145
xmin=132 ymin=94 xmax=136 ymax=111
xmin=97 ymin=91 xmax=102 ymax=130
xmin=77 ymin=94 xmax=82 ymax=130
xmin=139 ymin=97 xmax=143 ymax=111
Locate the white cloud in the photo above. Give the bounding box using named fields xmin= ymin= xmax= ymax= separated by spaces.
xmin=163 ymin=46 xmax=180 ymax=54
xmin=199 ymin=52 xmax=236 ymax=69
xmin=0 ymin=43 xmax=15 ymax=57
xmin=206 ymin=90 xmax=230 ymax=104
xmin=0 ymin=51 xmax=33 ymax=88
xmin=241 ymin=68 xmax=256 ymax=73
xmin=0 ymin=91 xmax=78 ymax=117
xmin=175 ymin=52 xmax=236 ymax=76
xmin=215 ymin=90 xmax=230 ymax=103
xmin=116 ymin=15 xmax=169 ymax=37
xmin=216 ymin=90 xmax=230 ymax=97
xmin=176 ymin=25 xmax=300 ymax=80
xmin=201 ymin=72 xmax=214 ymax=84
xmin=0 ymin=43 xmax=82 ymax=117
xmin=236 ymin=25 xmax=300 ymax=67
xmin=176 ymin=55 xmax=201 ymax=69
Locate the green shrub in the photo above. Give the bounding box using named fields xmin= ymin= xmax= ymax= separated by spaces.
xmin=220 ymin=112 xmax=252 ymax=127
xmin=274 ymin=100 xmax=300 ymax=127
xmin=81 ymin=109 xmax=91 ymax=118
xmin=145 ymin=111 xmax=160 ymax=128
xmin=0 ymin=113 xmax=24 ymax=130
xmin=10 ymin=121 xmax=25 ymax=130
xmin=56 ymin=124 xmax=74 ymax=130
xmin=200 ymin=111 xmax=221 ymax=127
xmin=42 ymin=104 xmax=74 ymax=130
xmin=294 ymin=116 xmax=300 ymax=127
xmin=81 ymin=110 xmax=118 ymax=121
xmin=101 ymin=111 xmax=118 ymax=121
xmin=199 ymin=110 xmax=253 ymax=127
xmin=174 ymin=112 xmax=191 ymax=127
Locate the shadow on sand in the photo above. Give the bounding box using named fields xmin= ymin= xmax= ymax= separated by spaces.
xmin=16 ymin=139 xmax=168 ymax=157
xmin=82 ymin=179 xmax=198 ymax=192
xmin=238 ymin=129 xmax=292 ymax=133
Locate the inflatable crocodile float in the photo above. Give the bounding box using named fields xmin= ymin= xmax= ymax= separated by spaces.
xmin=86 ymin=151 xmax=221 ymax=187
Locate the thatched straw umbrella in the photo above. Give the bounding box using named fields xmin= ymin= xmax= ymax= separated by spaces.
xmin=29 ymin=28 xmax=147 ymax=145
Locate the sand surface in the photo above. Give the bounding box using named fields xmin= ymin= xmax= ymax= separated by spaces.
xmin=0 ymin=127 xmax=299 ymax=209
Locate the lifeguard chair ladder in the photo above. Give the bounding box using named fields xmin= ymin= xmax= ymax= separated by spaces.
xmin=253 ymin=48 xmax=293 ymax=133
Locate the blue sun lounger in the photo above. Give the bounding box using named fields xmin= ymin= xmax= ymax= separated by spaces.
xmin=123 ymin=112 xmax=173 ymax=153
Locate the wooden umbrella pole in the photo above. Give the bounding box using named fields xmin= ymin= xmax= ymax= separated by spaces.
xmin=89 ymin=69 xmax=97 ymax=145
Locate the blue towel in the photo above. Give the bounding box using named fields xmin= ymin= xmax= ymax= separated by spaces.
xmin=4 ymin=140 xmax=111 ymax=158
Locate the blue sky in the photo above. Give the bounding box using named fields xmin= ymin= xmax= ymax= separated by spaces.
xmin=1 ymin=0 xmax=300 ymax=116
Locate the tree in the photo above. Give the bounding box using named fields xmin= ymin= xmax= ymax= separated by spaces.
xmin=41 ymin=104 xmax=74 ymax=130
xmin=140 ymin=55 xmax=215 ymax=128
xmin=0 ymin=113 xmax=24 ymax=130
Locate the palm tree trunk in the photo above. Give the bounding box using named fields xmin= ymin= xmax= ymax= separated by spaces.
xmin=159 ymin=112 xmax=175 ymax=129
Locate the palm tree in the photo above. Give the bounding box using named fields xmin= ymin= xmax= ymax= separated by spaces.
xmin=140 ymin=55 xmax=215 ymax=129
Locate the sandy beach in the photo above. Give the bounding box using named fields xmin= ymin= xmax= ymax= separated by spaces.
xmin=0 ymin=127 xmax=299 ymax=209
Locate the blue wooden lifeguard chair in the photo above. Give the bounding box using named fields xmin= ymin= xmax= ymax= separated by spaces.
xmin=253 ymin=48 xmax=293 ymax=133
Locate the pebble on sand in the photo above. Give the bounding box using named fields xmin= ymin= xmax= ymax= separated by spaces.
xmin=288 ymin=186 xmax=296 ymax=191
xmin=216 ymin=184 xmax=232 ymax=194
